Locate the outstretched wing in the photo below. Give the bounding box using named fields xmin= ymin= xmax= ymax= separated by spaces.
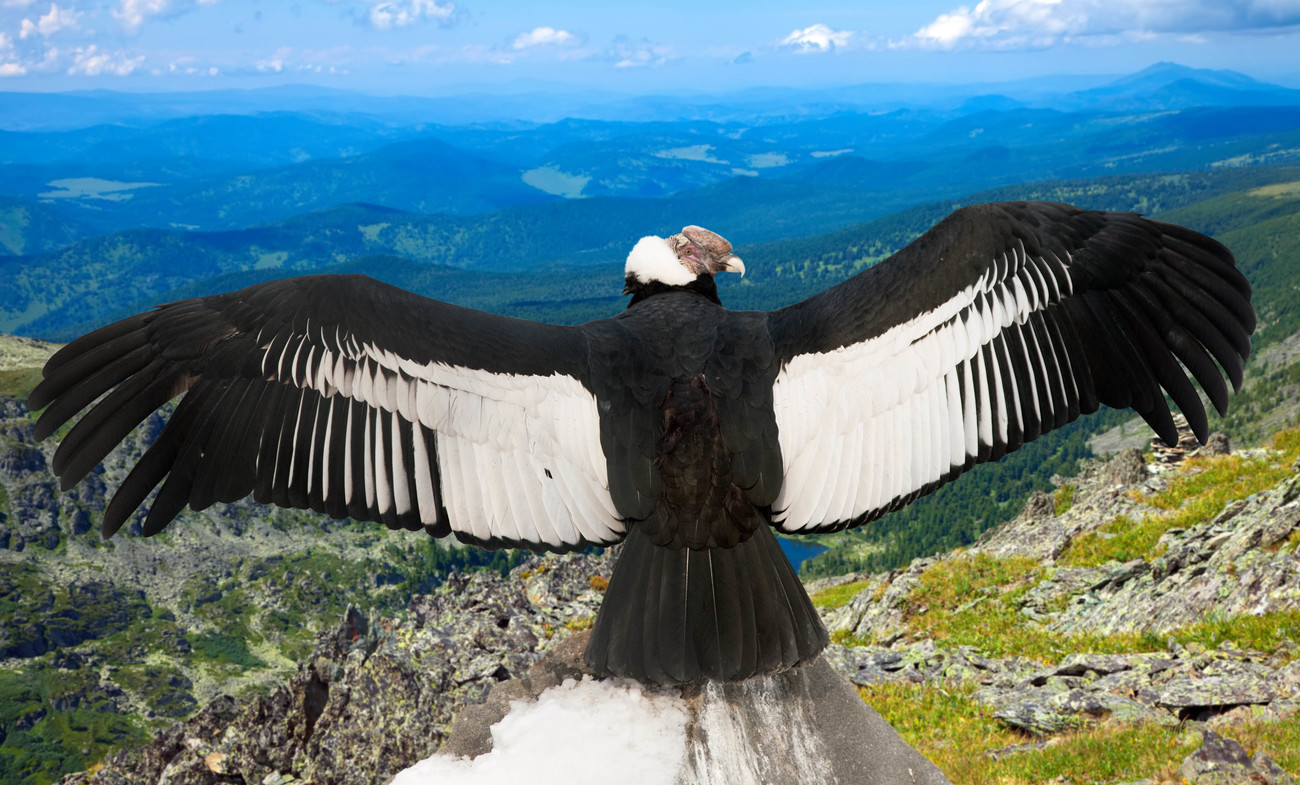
xmin=766 ymin=201 xmax=1254 ymax=534
xmin=29 ymin=274 xmax=624 ymax=551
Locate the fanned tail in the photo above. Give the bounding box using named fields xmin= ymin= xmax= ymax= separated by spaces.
xmin=585 ymin=524 xmax=827 ymax=683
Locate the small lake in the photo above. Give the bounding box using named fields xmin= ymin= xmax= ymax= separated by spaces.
xmin=778 ymin=538 xmax=827 ymax=572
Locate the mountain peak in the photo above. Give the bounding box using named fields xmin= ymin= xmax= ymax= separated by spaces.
xmin=1107 ymin=61 xmax=1267 ymax=91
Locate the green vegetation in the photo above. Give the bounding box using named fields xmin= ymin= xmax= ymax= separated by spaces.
xmin=0 ymin=366 xmax=43 ymax=399
xmin=186 ymin=632 xmax=265 ymax=669
xmin=1052 ymin=484 xmax=1075 ymax=516
xmin=890 ymin=553 xmax=1123 ymax=661
xmin=1063 ymin=429 xmax=1300 ymax=568
xmin=847 ymin=432 xmax=1300 ymax=782
xmin=1172 ymin=610 xmax=1300 ymax=659
xmin=842 ymin=430 xmax=1300 ymax=663
xmin=387 ymin=538 xmax=532 ymax=596
xmin=0 ymin=667 xmax=149 ymax=785
xmin=866 ymin=675 xmax=1219 ymax=785
xmin=809 ymin=579 xmax=875 ymax=611
xmin=866 ymin=680 xmax=1300 ymax=784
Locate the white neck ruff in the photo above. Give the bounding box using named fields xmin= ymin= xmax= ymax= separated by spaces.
xmin=625 ymin=236 xmax=695 ymax=286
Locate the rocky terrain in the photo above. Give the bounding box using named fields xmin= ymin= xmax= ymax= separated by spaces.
xmin=0 ymin=380 xmax=518 ymax=783
xmin=3 ymin=327 xmax=1299 ymax=784
xmin=54 ymin=555 xmax=615 ymax=785
xmin=40 ymin=421 xmax=1300 ymax=785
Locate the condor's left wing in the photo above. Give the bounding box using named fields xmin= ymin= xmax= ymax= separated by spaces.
xmin=765 ymin=201 xmax=1254 ymax=534
xmin=29 ymin=274 xmax=624 ymax=551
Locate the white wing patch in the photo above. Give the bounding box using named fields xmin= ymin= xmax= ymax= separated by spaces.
xmin=772 ymin=248 xmax=1073 ymax=532
xmin=273 ymin=336 xmax=622 ymax=549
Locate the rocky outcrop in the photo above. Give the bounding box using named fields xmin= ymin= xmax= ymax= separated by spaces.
xmin=829 ymin=437 xmax=1300 ymax=646
xmin=816 ymin=424 xmax=1300 ymax=779
xmin=434 ymin=630 xmax=952 ymax=785
xmin=32 ymin=416 xmax=1300 ymax=784
xmin=57 ymin=553 xmax=613 ymax=785
xmin=1179 ymin=730 xmax=1296 ymax=785
xmin=827 ymin=638 xmax=1299 ymax=735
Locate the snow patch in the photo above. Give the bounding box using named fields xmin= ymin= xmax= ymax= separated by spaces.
xmin=391 ymin=677 xmax=689 ymax=785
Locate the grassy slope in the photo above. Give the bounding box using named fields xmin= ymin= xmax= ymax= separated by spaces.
xmin=811 ymin=428 xmax=1300 ymax=783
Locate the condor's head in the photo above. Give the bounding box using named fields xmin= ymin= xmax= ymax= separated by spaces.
xmin=623 ymin=225 xmax=745 ymax=304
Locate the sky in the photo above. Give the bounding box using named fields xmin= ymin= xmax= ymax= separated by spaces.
xmin=1 ymin=0 xmax=1300 ymax=94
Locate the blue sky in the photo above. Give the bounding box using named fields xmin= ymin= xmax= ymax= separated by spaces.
xmin=2 ymin=0 xmax=1300 ymax=93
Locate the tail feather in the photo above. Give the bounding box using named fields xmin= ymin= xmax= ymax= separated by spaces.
xmin=587 ymin=524 xmax=827 ymax=683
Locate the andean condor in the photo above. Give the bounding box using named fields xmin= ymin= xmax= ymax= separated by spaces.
xmin=29 ymin=203 xmax=1255 ymax=684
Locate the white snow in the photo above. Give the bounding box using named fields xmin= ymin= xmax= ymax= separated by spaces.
xmin=390 ymin=677 xmax=690 ymax=785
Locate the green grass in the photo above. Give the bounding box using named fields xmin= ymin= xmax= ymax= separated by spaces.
xmin=1168 ymin=609 xmax=1300 ymax=660
xmin=856 ymin=545 xmax=1300 ymax=663
xmin=809 ymin=579 xmax=874 ymax=610
xmin=863 ymin=680 xmax=1300 ymax=784
xmin=908 ymin=553 xmax=1040 ymax=612
xmin=0 ymin=367 xmax=43 ymax=399
xmin=1053 ymin=484 xmax=1076 ymax=516
xmin=186 ymin=632 xmax=266 ymax=669
xmin=0 ymin=669 xmax=148 ymax=785
xmin=1057 ymin=514 xmax=1152 ymax=567
xmin=900 ymin=554 xmax=1150 ymax=661
xmin=1062 ymin=427 xmax=1300 ymax=569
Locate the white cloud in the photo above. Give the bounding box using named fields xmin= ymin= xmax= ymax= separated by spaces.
xmin=512 ymin=26 xmax=577 ymax=50
xmin=366 ymin=0 xmax=456 ymax=30
xmin=0 ymin=30 xmax=23 ymax=74
xmin=114 ymin=0 xmax=171 ymax=31
xmin=780 ymin=23 xmax=854 ymax=53
xmin=111 ymin=0 xmax=222 ymax=32
xmin=19 ymin=3 xmax=83 ymax=39
xmin=608 ymin=36 xmax=673 ymax=68
xmin=253 ymin=46 xmax=293 ymax=72
xmin=68 ymin=44 xmax=144 ymax=75
xmin=908 ymin=0 xmax=1300 ymax=50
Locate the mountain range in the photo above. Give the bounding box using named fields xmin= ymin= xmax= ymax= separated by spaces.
xmin=1 ymin=63 xmax=1298 ymax=241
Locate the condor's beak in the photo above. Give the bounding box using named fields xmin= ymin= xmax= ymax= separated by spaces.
xmin=718 ymin=253 xmax=745 ymax=277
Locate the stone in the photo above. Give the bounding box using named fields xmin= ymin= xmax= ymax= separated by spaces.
xmin=1102 ymin=449 xmax=1148 ymax=486
xmin=1178 ymin=730 xmax=1297 ymax=785
xmin=437 ymin=630 xmax=952 ymax=785
xmin=1159 ymin=676 xmax=1278 ymax=712
xmin=1199 ymin=432 xmax=1231 ymax=457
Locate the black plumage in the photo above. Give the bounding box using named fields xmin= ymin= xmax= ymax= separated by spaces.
xmin=30 ymin=204 xmax=1254 ymax=683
